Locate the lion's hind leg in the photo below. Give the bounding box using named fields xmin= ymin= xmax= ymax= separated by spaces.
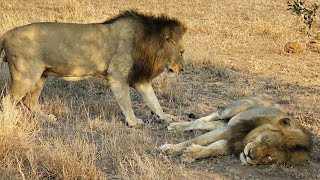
xmin=20 ymin=75 xmax=56 ymax=122
xmin=168 ymin=120 xmax=226 ymax=132
xmin=3 ymin=61 xmax=44 ymax=111
xmin=23 ymin=75 xmax=47 ymax=111
xmin=181 ymin=140 xmax=227 ymax=163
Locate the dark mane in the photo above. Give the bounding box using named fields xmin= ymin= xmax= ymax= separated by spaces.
xmin=102 ymin=10 xmax=186 ymax=41
xmin=227 ymin=118 xmax=269 ymax=154
xmin=102 ymin=10 xmax=187 ymax=84
xmin=103 ymin=10 xmax=185 ymax=29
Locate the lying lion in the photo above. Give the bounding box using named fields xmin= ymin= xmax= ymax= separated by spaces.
xmin=160 ymin=96 xmax=312 ymax=165
xmin=0 ymin=10 xmax=187 ymax=127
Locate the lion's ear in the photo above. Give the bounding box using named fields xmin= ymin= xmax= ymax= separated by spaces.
xmin=279 ymin=118 xmax=291 ymax=127
xmin=162 ymin=27 xmax=176 ymax=44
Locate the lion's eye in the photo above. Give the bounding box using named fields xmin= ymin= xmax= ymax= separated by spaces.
xmin=268 ymin=156 xmax=273 ymax=161
xmin=261 ymin=136 xmax=270 ymax=144
xmin=167 ymin=38 xmax=176 ymax=45
xmin=263 ymin=139 xmax=268 ymax=143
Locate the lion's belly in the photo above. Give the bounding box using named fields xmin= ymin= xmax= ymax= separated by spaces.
xmin=44 ymin=64 xmax=109 ymax=81
xmin=61 ymin=76 xmax=92 ymax=81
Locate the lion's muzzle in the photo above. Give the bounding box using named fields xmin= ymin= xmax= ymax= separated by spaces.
xmin=167 ymin=61 xmax=184 ymax=74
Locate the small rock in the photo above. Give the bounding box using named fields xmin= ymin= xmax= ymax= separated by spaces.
xmin=188 ymin=113 xmax=197 ymax=119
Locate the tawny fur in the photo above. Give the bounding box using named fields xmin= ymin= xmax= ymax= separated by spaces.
xmin=0 ymin=10 xmax=187 ymax=127
xmin=160 ymin=96 xmax=312 ymax=165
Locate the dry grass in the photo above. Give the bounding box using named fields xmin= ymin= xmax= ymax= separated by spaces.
xmin=0 ymin=0 xmax=319 ymax=179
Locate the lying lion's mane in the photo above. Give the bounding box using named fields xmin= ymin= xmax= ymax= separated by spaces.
xmin=227 ymin=117 xmax=271 ymax=154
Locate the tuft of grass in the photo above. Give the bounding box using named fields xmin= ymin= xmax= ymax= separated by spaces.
xmin=0 ymin=100 xmax=40 ymax=179
xmin=37 ymin=139 xmax=103 ymax=179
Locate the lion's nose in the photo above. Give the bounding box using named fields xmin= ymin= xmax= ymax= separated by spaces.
xmin=247 ymin=149 xmax=254 ymax=160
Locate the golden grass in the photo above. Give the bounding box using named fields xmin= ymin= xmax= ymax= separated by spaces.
xmin=0 ymin=0 xmax=319 ymax=179
xmin=0 ymin=98 xmax=194 ymax=179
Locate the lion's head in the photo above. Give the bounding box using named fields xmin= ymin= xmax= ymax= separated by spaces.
xmin=162 ymin=37 xmax=185 ymax=77
xmin=117 ymin=10 xmax=187 ymax=85
xmin=228 ymin=117 xmax=312 ymax=165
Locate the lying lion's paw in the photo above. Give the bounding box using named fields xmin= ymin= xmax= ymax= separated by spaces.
xmin=181 ymin=154 xmax=196 ymax=163
xmin=163 ymin=114 xmax=175 ymax=124
xmin=181 ymin=144 xmax=205 ymax=163
xmin=151 ymin=113 xmax=174 ymax=124
xmin=184 ymin=144 xmax=204 ymax=154
xmin=167 ymin=121 xmax=191 ymax=132
xmin=167 ymin=122 xmax=180 ymax=131
xmin=159 ymin=144 xmax=180 ymax=155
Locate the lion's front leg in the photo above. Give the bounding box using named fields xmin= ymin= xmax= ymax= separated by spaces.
xmin=181 ymin=140 xmax=227 ymax=163
xmin=134 ymin=82 xmax=173 ymax=123
xmin=167 ymin=111 xmax=222 ymax=131
xmin=109 ymin=79 xmax=144 ymax=128
xmin=161 ymin=127 xmax=228 ymax=156
xmin=195 ymin=112 xmax=221 ymax=123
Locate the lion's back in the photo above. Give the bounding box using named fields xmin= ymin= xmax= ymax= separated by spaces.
xmin=2 ymin=21 xmax=140 ymax=78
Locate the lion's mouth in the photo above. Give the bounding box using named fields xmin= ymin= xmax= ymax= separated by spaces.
xmin=240 ymin=143 xmax=255 ymax=165
xmin=240 ymin=151 xmax=255 ymax=165
xmin=241 ymin=143 xmax=276 ymax=165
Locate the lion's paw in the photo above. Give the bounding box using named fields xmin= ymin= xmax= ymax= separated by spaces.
xmin=159 ymin=144 xmax=180 ymax=155
xmin=181 ymin=144 xmax=205 ymax=163
xmin=127 ymin=118 xmax=144 ymax=128
xmin=181 ymin=154 xmax=196 ymax=163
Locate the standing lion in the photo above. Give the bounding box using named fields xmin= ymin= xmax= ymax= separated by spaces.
xmin=0 ymin=10 xmax=187 ymax=127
